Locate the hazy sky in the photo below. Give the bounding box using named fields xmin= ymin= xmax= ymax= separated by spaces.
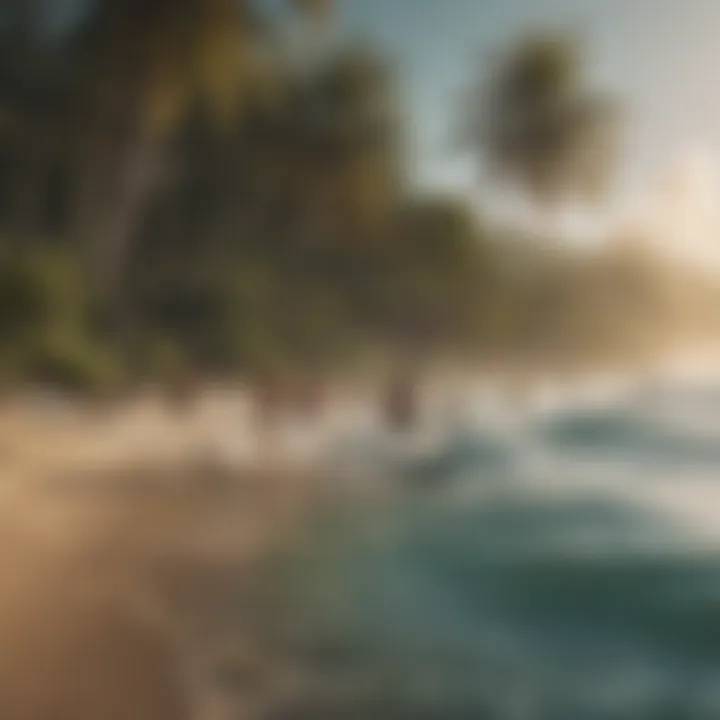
xmin=331 ymin=0 xmax=720 ymax=203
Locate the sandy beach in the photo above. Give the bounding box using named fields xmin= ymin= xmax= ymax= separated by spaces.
xmin=0 ymin=386 xmax=376 ymax=719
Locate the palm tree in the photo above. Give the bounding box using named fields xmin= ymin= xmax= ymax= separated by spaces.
xmin=289 ymin=43 xmax=402 ymax=246
xmin=68 ymin=0 xmax=258 ymax=320
xmin=465 ymin=33 xmax=622 ymax=206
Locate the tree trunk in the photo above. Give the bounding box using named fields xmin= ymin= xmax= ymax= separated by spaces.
xmin=76 ymin=120 xmax=166 ymax=345
xmin=96 ymin=127 xmax=165 ymax=304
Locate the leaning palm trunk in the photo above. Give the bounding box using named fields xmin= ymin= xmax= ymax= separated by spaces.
xmin=95 ymin=128 xmax=165 ymax=307
xmin=113 ymin=145 xmax=163 ymax=292
xmin=75 ymin=114 xmax=167 ymax=344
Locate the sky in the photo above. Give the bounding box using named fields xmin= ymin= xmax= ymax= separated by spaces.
xmin=329 ymin=0 xmax=720 ymax=206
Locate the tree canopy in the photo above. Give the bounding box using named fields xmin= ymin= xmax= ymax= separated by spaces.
xmin=465 ymin=33 xmax=623 ymax=206
xmin=0 ymin=9 xmax=707 ymax=393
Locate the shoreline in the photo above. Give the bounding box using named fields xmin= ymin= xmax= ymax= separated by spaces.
xmin=4 ymin=348 xmax=720 ymax=483
xmin=4 ymin=367 xmax=720 ymax=717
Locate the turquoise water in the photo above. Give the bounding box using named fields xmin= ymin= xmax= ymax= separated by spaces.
xmin=267 ymin=390 xmax=720 ymax=718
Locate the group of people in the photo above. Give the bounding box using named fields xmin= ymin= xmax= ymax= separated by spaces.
xmin=163 ymin=365 xmax=421 ymax=440
xmin=252 ymin=370 xmax=420 ymax=431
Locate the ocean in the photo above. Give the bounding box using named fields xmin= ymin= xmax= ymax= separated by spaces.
xmin=256 ymin=381 xmax=720 ymax=718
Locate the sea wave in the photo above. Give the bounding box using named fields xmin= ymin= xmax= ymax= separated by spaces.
xmin=261 ymin=382 xmax=720 ymax=718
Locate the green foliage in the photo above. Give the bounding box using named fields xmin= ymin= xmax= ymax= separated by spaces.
xmin=0 ymin=249 xmax=120 ymax=390
xmin=25 ymin=335 xmax=120 ymax=392
xmin=466 ymin=32 xmax=622 ymax=205
xmin=0 ymin=3 xmax=692 ymax=391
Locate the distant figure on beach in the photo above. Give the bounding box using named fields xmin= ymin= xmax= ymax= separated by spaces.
xmin=252 ymin=372 xmax=288 ymax=464
xmin=254 ymin=372 xmax=283 ymax=427
xmin=167 ymin=367 xmax=199 ymax=415
xmin=384 ymin=368 xmax=419 ymax=431
xmin=255 ymin=371 xmax=326 ymax=424
xmin=292 ymin=372 xmax=326 ymax=420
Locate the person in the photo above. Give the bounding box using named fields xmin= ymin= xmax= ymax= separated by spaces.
xmin=254 ymin=371 xmax=284 ymax=431
xmin=384 ymin=366 xmax=419 ymax=431
xmin=251 ymin=370 xmax=288 ymax=470
xmin=167 ymin=366 xmax=200 ymax=415
xmin=292 ymin=371 xmax=326 ymax=420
